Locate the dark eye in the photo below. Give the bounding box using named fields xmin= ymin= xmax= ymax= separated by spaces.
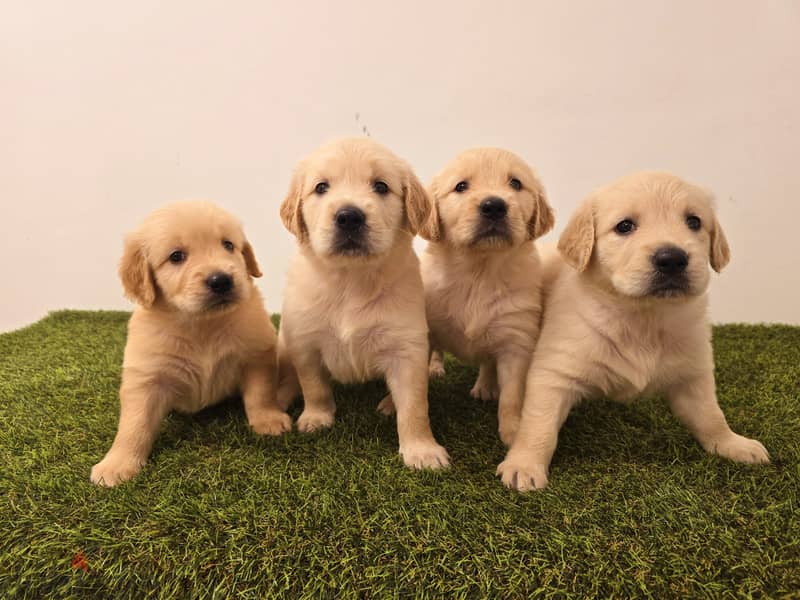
xmin=222 ymin=240 xmax=234 ymax=252
xmin=169 ymin=250 xmax=186 ymax=264
xmin=686 ymin=215 xmax=702 ymax=231
xmin=314 ymin=181 xmax=329 ymax=195
xmin=614 ymin=219 xmax=636 ymax=235
xmin=373 ymin=180 xmax=390 ymax=195
xmin=509 ymin=178 xmax=522 ymax=191
xmin=454 ymin=181 xmax=469 ymax=193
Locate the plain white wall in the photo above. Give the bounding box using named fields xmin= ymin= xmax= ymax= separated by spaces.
xmin=2 ymin=0 xmax=798 ymax=332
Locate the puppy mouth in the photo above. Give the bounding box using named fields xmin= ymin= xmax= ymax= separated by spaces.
xmin=647 ymin=274 xmax=692 ymax=298
xmin=332 ymin=231 xmax=371 ymax=256
xmin=470 ymin=222 xmax=512 ymax=246
xmin=204 ymin=292 xmax=238 ymax=310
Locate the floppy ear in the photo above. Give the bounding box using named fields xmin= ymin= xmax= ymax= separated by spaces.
xmin=242 ymin=241 xmax=263 ymax=278
xmin=279 ymin=171 xmax=308 ymax=242
xmin=416 ymin=178 xmax=443 ymax=241
xmin=557 ymin=198 xmax=595 ymax=272
xmin=404 ymin=170 xmax=439 ymax=239
xmin=709 ymin=215 xmax=730 ymax=273
xmin=527 ymin=180 xmax=555 ymax=240
xmin=118 ymin=233 xmax=156 ymax=308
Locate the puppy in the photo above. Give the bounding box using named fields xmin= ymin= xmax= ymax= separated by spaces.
xmin=497 ymin=172 xmax=770 ymax=491
xmin=91 ymin=201 xmax=288 ymax=487
xmin=277 ymin=137 xmax=449 ymax=470
xmin=415 ymin=147 xmax=555 ymax=445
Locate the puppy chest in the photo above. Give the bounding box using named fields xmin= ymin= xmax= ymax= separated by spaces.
xmin=318 ymin=327 xmax=386 ymax=383
xmin=170 ymin=350 xmax=244 ymax=413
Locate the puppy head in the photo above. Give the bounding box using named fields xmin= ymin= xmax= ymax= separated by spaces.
xmin=280 ymin=137 xmax=432 ymax=263
xmin=422 ymin=147 xmax=554 ymax=250
xmin=119 ymin=201 xmax=262 ymax=314
xmin=558 ymin=172 xmax=730 ymax=299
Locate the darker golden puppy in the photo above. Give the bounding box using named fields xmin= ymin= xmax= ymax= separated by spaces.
xmin=91 ymin=201 xmax=287 ymax=486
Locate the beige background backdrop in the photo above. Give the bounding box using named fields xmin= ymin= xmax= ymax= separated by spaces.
xmin=2 ymin=1 xmax=798 ymax=332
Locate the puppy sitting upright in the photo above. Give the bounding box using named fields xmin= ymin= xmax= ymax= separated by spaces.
xmin=91 ymin=201 xmax=288 ymax=487
xmin=277 ymin=137 xmax=449 ymax=470
xmin=418 ymin=148 xmax=555 ymax=445
xmin=498 ymin=172 xmax=770 ymax=492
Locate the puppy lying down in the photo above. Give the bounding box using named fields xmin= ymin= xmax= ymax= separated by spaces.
xmin=277 ymin=137 xmax=450 ymax=470
xmin=91 ymin=201 xmax=287 ymax=487
xmin=416 ymin=147 xmax=554 ymax=445
xmin=497 ymin=172 xmax=770 ymax=491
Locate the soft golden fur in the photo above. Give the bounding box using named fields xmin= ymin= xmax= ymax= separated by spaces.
xmin=277 ymin=137 xmax=449 ymax=469
xmin=91 ymin=201 xmax=286 ymax=486
xmin=498 ymin=172 xmax=769 ymax=491
xmin=415 ymin=147 xmax=555 ymax=445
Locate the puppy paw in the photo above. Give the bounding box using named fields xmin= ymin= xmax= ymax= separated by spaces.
xmin=498 ymin=414 xmax=520 ymax=447
xmin=249 ymin=410 xmax=292 ymax=436
xmin=296 ymin=409 xmax=335 ymax=433
xmin=470 ymin=380 xmax=499 ymax=402
xmin=399 ymin=441 xmax=450 ymax=470
xmin=376 ymin=394 xmax=396 ymax=416
xmin=90 ymin=453 xmax=145 ymax=487
xmin=496 ymin=455 xmax=549 ymax=492
xmin=429 ymin=362 xmax=446 ymax=379
xmin=709 ymin=433 xmax=770 ymax=464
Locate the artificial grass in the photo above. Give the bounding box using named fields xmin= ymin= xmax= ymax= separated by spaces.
xmin=0 ymin=311 xmax=798 ymax=598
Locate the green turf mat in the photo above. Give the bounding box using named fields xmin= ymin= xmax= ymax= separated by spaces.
xmin=0 ymin=310 xmax=798 ymax=597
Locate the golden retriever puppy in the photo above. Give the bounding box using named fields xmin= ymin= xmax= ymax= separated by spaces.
xmin=497 ymin=172 xmax=770 ymax=491
xmin=91 ymin=201 xmax=287 ymax=487
xmin=416 ymin=147 xmax=555 ymax=445
xmin=277 ymin=137 xmax=449 ymax=470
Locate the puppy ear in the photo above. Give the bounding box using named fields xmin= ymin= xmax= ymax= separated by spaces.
xmin=242 ymin=241 xmax=263 ymax=278
xmin=709 ymin=215 xmax=730 ymax=273
xmin=118 ymin=234 xmax=156 ymax=308
xmin=279 ymin=171 xmax=308 ymax=242
xmin=404 ymin=170 xmax=439 ymax=239
xmin=557 ymin=198 xmax=595 ymax=271
xmin=416 ymin=179 xmax=443 ymax=241
xmin=527 ymin=181 xmax=555 ymax=240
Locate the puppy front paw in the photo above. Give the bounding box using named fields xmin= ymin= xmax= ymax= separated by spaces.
xmin=249 ymin=410 xmax=292 ymax=436
xmin=496 ymin=454 xmax=549 ymax=492
xmin=709 ymin=433 xmax=770 ymax=464
xmin=429 ymin=362 xmax=446 ymax=379
xmin=399 ymin=440 xmax=450 ymax=470
xmin=296 ymin=409 xmax=335 ymax=433
xmin=470 ymin=380 xmax=498 ymax=402
xmin=90 ymin=453 xmax=145 ymax=487
xmin=376 ymin=394 xmax=396 ymax=416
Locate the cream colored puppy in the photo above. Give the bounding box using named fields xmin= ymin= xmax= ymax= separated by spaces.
xmin=498 ymin=172 xmax=770 ymax=492
xmin=416 ymin=148 xmax=555 ymax=445
xmin=277 ymin=137 xmax=449 ymax=470
xmin=91 ymin=201 xmax=287 ymax=487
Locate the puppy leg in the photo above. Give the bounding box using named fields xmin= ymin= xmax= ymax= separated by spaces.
xmin=90 ymin=379 xmax=171 ymax=487
xmin=497 ymin=376 xmax=578 ymax=492
xmin=668 ymin=375 xmax=769 ymax=464
xmin=276 ymin=330 xmax=301 ymax=410
xmin=294 ymin=352 xmax=336 ymax=432
xmin=428 ymin=349 xmax=446 ymax=378
xmin=243 ymin=349 xmax=291 ymax=436
xmin=495 ymin=353 xmax=529 ymax=446
xmin=470 ymin=361 xmax=499 ymax=402
xmin=385 ymin=356 xmax=449 ymax=470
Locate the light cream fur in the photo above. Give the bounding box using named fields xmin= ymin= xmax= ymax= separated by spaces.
xmin=413 ymin=147 xmax=555 ymax=445
xmin=91 ymin=201 xmax=285 ymax=487
xmin=277 ymin=137 xmax=449 ymax=469
xmin=498 ymin=172 xmax=769 ymax=492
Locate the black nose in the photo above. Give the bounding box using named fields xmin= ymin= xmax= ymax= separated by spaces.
xmin=206 ymin=272 xmax=233 ymax=294
xmin=479 ymin=197 xmax=508 ymax=220
xmin=334 ymin=206 xmax=366 ymax=231
xmin=652 ymin=246 xmax=689 ymax=275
